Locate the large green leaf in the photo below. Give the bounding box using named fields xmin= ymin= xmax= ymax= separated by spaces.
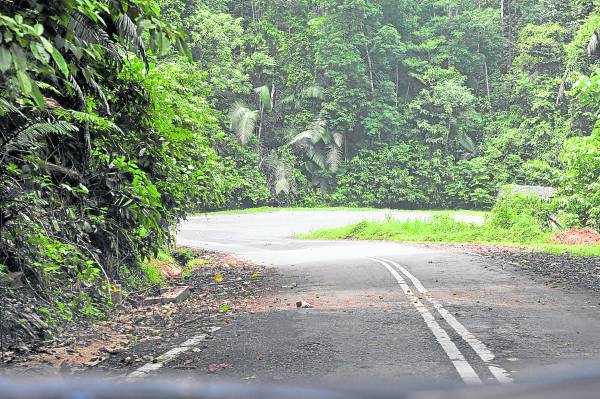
xmin=0 ymin=46 xmax=11 ymax=72
xmin=30 ymin=42 xmax=50 ymax=64
xmin=16 ymin=70 xmax=32 ymax=95
xmin=254 ymin=85 xmax=273 ymax=111
xmin=30 ymin=81 xmax=46 ymax=108
xmin=458 ymin=131 xmax=475 ymax=153
xmin=10 ymin=45 xmax=27 ymax=71
xmin=51 ymin=48 xmax=69 ymax=77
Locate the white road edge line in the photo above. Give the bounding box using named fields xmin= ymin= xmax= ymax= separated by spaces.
xmin=125 ymin=327 xmax=221 ymax=381
xmin=370 ymin=258 xmax=482 ymax=385
xmin=375 ymin=257 xmax=513 ymax=384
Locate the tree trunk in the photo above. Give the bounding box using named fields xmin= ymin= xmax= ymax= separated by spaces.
xmin=395 ymin=64 xmax=400 ymax=108
xmin=484 ymin=57 xmax=491 ymax=102
xmin=365 ymin=38 xmax=375 ymax=96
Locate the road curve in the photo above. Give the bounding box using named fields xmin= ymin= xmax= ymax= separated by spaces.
xmin=175 ymin=210 xmax=600 ymax=385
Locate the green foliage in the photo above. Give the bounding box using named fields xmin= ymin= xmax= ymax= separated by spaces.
xmin=150 ymin=0 xmax=600 ymax=223
xmin=490 ymin=191 xmax=552 ymax=231
xmin=556 ymin=132 xmax=600 ymax=229
xmin=4 ymin=0 xmax=600 ymax=340
xmin=0 ymin=0 xmax=236 ymax=335
xmin=183 ymin=258 xmax=208 ymax=279
xmin=514 ymin=23 xmax=567 ymax=74
xmin=331 ymin=144 xmax=448 ymax=208
xmin=331 ymin=143 xmax=499 ymax=209
xmin=445 ymin=158 xmax=498 ymax=208
xmin=301 ymin=213 xmax=550 ymax=246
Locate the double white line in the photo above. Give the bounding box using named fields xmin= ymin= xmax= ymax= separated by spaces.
xmin=370 ymin=257 xmax=512 ymax=385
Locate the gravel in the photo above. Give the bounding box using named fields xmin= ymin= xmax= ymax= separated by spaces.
xmin=425 ymin=243 xmax=600 ymax=293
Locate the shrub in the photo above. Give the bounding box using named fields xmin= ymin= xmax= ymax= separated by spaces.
xmin=555 ymin=211 xmax=582 ymax=229
xmin=489 ymin=190 xmax=552 ymax=230
xmin=330 ymin=143 xmax=449 ymax=209
xmin=445 ymin=157 xmax=498 ymax=208
xmin=556 ymin=132 xmax=600 ymax=229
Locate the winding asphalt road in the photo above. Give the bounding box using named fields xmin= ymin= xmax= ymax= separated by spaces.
xmin=171 ymin=210 xmax=600 ymax=385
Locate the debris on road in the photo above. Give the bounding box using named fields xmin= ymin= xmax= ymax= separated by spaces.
xmin=142 ymin=286 xmax=191 ymax=306
xmin=207 ymin=363 xmax=231 ymax=372
xmin=3 ymin=248 xmax=275 ymax=375
xmin=296 ymin=300 xmax=313 ymax=308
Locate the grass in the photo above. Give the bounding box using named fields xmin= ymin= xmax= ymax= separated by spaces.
xmin=141 ymin=249 xmax=210 ymax=282
xmin=204 ymin=206 xmax=487 ymax=216
xmin=139 ymin=250 xmax=173 ymax=286
xmin=298 ymin=215 xmax=600 ymax=257
xmin=183 ymin=258 xmax=208 ymax=279
xmin=532 ymin=244 xmax=600 ymax=257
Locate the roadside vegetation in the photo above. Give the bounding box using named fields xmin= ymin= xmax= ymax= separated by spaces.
xmin=206 ymin=207 xmax=486 ymax=216
xmin=1 ymin=0 xmax=600 ymax=348
xmin=300 ymin=192 xmax=600 ymax=256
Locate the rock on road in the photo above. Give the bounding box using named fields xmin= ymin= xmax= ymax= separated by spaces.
xmin=172 ymin=210 xmax=600 ymax=385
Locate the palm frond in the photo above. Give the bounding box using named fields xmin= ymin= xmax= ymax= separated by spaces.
xmin=82 ymin=70 xmax=111 ymax=115
xmin=254 ymin=85 xmax=273 ymax=111
xmin=307 ymin=145 xmax=326 ymax=169
xmin=69 ymin=75 xmax=86 ymax=107
xmin=274 ymin=162 xmax=291 ymax=195
xmin=310 ymin=118 xmax=327 ymax=144
xmin=70 ymin=13 xmax=124 ymax=66
xmin=279 ymin=93 xmax=296 ymax=106
xmin=55 ymin=109 xmax=123 ymax=134
xmin=288 ymin=130 xmax=312 ymax=145
xmin=229 ymin=101 xmax=258 ymax=145
xmin=332 ymin=131 xmax=344 ymax=147
xmin=263 ymin=151 xmax=292 ymax=195
xmin=326 ymin=143 xmax=343 ymax=173
xmin=115 ymin=14 xmax=147 ymax=64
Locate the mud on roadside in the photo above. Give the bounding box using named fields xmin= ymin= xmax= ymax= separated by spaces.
xmin=1 ymin=248 xmax=277 ymax=376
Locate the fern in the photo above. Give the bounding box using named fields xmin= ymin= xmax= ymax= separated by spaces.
xmin=55 ymin=109 xmax=123 ymax=133
xmin=2 ymin=121 xmax=78 ymax=150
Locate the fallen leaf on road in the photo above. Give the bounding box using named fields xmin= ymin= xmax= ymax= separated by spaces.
xmin=219 ymin=304 xmax=231 ymax=312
